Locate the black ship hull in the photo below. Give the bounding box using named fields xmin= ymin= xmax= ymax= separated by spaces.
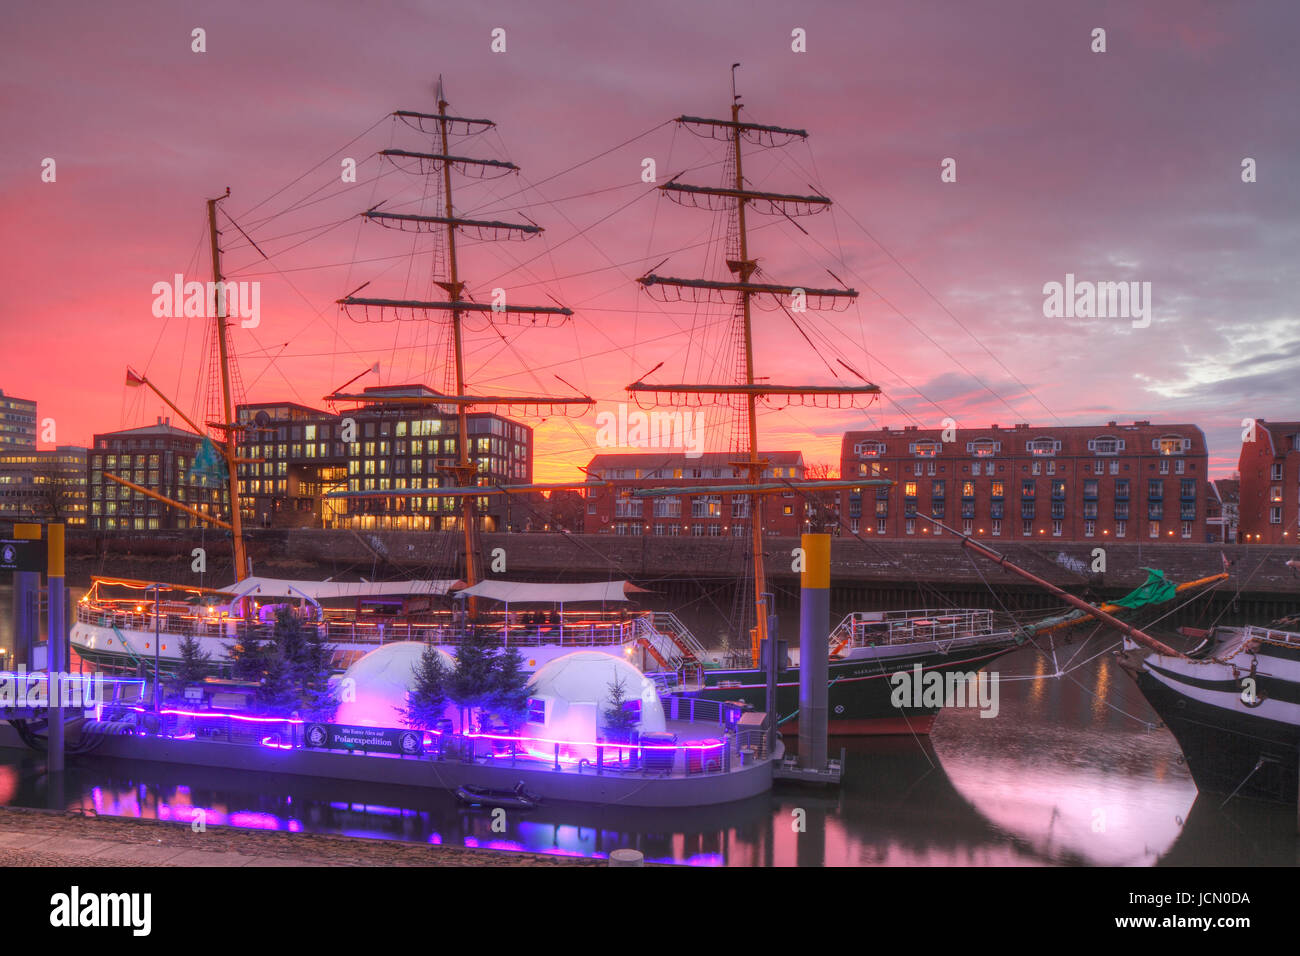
xmin=674 ymin=640 xmax=1019 ymax=736
xmin=1133 ymin=666 xmax=1299 ymax=805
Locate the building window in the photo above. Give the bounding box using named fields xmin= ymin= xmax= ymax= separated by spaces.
xmin=876 ymin=518 xmax=887 ymax=535
xmin=1270 ymin=463 xmax=1283 ymax=481
xmin=1022 ymin=520 xmax=1032 ymax=536
xmin=991 ymin=519 xmax=1001 ymax=536
xmin=1116 ymin=519 xmax=1127 ymax=538
xmin=1149 ymin=522 xmax=1160 ymax=538
xmin=1159 ymin=459 xmax=1169 ymax=475
xmin=1270 ymin=506 xmax=1282 ymax=524
xmin=962 ymin=519 xmax=972 ymax=536
xmin=1084 ymin=520 xmax=1095 ymax=537
xmin=905 ymin=518 xmax=915 ymax=535
xmin=1181 ymin=522 xmax=1192 ymax=539
xmin=1088 ymin=437 xmax=1124 ymax=455
xmin=1109 ymin=461 xmax=1119 ymax=475
xmin=1052 ymin=520 xmax=1063 ymax=537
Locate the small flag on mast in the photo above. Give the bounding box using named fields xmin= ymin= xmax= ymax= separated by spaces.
xmin=125 ymin=367 xmax=145 ymax=387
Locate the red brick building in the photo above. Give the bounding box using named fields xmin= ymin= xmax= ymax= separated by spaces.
xmin=1237 ymin=419 xmax=1300 ymax=544
xmin=583 ymin=451 xmax=806 ymax=537
xmin=839 ymin=421 xmax=1210 ymax=542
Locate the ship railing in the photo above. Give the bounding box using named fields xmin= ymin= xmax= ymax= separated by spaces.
xmin=1241 ymin=624 xmax=1300 ymax=648
xmin=830 ymin=608 xmax=1001 ymax=650
xmin=76 ymin=602 xmax=636 ymax=649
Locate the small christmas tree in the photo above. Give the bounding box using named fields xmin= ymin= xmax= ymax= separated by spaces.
xmin=487 ymin=645 xmax=531 ymax=732
xmin=602 ymin=673 xmax=641 ymax=742
xmin=449 ymin=625 xmax=497 ymax=731
xmin=167 ymin=634 xmax=212 ymax=700
xmin=404 ymin=645 xmax=450 ymax=729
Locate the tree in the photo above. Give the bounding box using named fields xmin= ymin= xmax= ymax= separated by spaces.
xmin=166 ymin=634 xmax=212 ymax=700
xmin=487 ymin=645 xmax=531 ymax=731
xmin=602 ymin=673 xmax=641 ymax=742
xmin=448 ymin=626 xmax=498 ymax=731
xmin=798 ymin=462 xmax=842 ymax=534
xmin=403 ymin=645 xmax=450 ymax=730
xmin=226 ymin=607 xmax=336 ymax=717
xmin=545 ymin=490 xmax=586 ymax=533
xmin=33 ymin=460 xmax=79 ymax=523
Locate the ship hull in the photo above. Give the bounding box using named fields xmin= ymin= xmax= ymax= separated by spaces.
xmin=1132 ymin=664 xmax=1299 ymax=806
xmin=672 ymin=641 xmax=1017 ymax=736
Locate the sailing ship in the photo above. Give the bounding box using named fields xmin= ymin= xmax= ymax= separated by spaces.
xmin=623 ymin=70 xmax=1226 ymax=735
xmin=70 ymin=81 xmax=691 ymax=679
xmin=1117 ymin=622 xmax=1300 ymax=805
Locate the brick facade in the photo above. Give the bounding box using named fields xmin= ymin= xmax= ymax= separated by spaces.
xmin=584 ymin=451 xmax=807 ymax=537
xmin=1237 ymin=419 xmax=1300 ymax=544
xmin=839 ymin=421 xmax=1210 ymax=543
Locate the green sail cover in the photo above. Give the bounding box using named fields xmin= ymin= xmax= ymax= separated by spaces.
xmin=1110 ymin=568 xmax=1177 ymax=609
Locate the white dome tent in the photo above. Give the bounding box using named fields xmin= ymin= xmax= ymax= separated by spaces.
xmin=524 ymin=651 xmax=666 ymax=754
xmin=334 ymin=641 xmax=455 ymax=728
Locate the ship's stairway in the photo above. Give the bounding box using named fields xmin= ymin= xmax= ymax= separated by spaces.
xmin=650 ymin=612 xmax=709 ymax=664
xmin=632 ymin=613 xmax=705 ymax=672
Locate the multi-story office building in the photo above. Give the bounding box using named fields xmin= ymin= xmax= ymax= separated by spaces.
xmin=86 ymin=420 xmax=223 ymax=531
xmin=839 ymin=421 xmax=1210 ymax=542
xmin=0 ymin=446 xmax=88 ymax=527
xmin=0 ymin=390 xmax=37 ymax=449
xmin=1238 ymin=419 xmax=1300 ymax=544
xmin=235 ymin=385 xmax=532 ymax=532
xmin=583 ymin=451 xmax=807 ymax=537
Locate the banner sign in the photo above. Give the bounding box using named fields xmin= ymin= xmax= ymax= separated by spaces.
xmin=302 ymin=722 xmax=422 ymax=756
xmin=0 ymin=540 xmax=45 ymax=573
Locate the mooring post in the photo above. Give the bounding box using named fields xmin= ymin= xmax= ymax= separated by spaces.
xmin=47 ymin=524 xmax=65 ymax=773
xmin=798 ymin=533 xmax=830 ymax=772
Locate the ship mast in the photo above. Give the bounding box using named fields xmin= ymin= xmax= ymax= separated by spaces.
xmin=434 ymin=82 xmax=478 ymax=591
xmin=334 ymin=79 xmax=594 ymax=595
xmin=629 ymin=68 xmax=884 ymax=667
xmin=207 ymin=191 xmax=249 ymax=581
xmin=106 ymin=191 xmax=253 ymax=582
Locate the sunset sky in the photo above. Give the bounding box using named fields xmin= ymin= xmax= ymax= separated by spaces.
xmin=2 ymin=0 xmax=1296 ymax=483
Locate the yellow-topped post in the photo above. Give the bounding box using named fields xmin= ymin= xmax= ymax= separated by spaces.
xmin=797 ymin=533 xmax=831 ymax=770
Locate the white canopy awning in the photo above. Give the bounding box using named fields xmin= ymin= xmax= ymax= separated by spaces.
xmin=220 ymin=577 xmax=459 ymax=603
xmin=454 ymin=580 xmax=644 ymax=605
